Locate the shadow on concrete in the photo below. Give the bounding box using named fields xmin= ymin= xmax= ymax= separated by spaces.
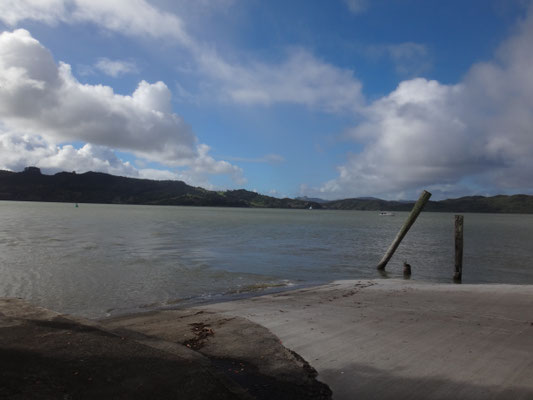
xmin=0 ymin=315 xmax=239 ymax=400
xmin=0 ymin=316 xmax=331 ymax=399
xmin=319 ymin=363 xmax=533 ymax=400
xmin=101 ymin=308 xmax=333 ymax=400
xmin=0 ymin=346 xmax=238 ymax=400
xmin=212 ymin=357 xmax=331 ymax=400
xmin=31 ymin=316 xmax=116 ymax=336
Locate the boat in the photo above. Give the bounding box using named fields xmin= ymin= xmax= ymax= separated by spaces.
xmin=308 ymin=206 xmax=313 ymax=210
xmin=379 ymin=211 xmax=394 ymax=216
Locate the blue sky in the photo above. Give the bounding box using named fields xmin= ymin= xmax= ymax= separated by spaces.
xmin=0 ymin=0 xmax=532 ymax=200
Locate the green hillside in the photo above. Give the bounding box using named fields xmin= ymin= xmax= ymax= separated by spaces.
xmin=0 ymin=167 xmax=320 ymax=209
xmin=1 ymin=168 xmax=532 ymax=213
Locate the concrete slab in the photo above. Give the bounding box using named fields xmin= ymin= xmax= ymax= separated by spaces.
xmin=103 ymin=308 xmax=332 ymax=399
xmin=0 ymin=298 xmax=331 ymax=400
xmin=200 ymin=280 xmax=533 ymax=400
xmin=3 ymin=279 xmax=532 ymax=399
xmin=0 ymin=298 xmax=243 ymax=399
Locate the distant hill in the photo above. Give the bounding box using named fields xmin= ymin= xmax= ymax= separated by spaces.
xmin=322 ymin=194 xmax=533 ymax=214
xmin=424 ymin=195 xmax=533 ymax=214
xmin=295 ymin=196 xmax=329 ymax=204
xmin=324 ymin=198 xmax=413 ymax=211
xmin=0 ymin=167 xmax=321 ymax=209
xmin=1 ymin=167 xmax=532 ymax=213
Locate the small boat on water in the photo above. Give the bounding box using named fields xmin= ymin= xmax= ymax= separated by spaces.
xmin=308 ymin=206 xmax=313 ymax=210
xmin=379 ymin=211 xmax=394 ymax=216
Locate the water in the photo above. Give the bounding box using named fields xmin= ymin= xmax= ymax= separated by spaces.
xmin=1 ymin=201 xmax=532 ymax=318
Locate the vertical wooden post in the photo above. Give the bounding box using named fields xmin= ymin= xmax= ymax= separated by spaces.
xmin=454 ymin=215 xmax=464 ymax=282
xmin=403 ymin=261 xmax=412 ymax=277
xmin=377 ymin=190 xmax=432 ymax=270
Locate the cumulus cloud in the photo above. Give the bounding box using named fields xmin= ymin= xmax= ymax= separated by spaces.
xmin=186 ymin=144 xmax=246 ymax=185
xmin=95 ymin=58 xmax=139 ymax=77
xmin=0 ymin=29 xmax=195 ymax=162
xmin=0 ymin=0 xmax=364 ymax=113
xmin=137 ymin=146 xmax=246 ymax=188
xmin=0 ymin=128 xmax=245 ymax=188
xmin=0 ymin=130 xmax=138 ymax=176
xmin=138 ymin=159 xmax=245 ymax=189
xmin=0 ymin=29 xmax=244 ymax=186
xmin=316 ymin=9 xmax=533 ymax=199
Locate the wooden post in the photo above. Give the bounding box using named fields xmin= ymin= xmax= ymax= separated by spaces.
xmin=403 ymin=262 xmax=412 ymax=277
xmin=454 ymin=215 xmax=464 ymax=282
xmin=377 ymin=190 xmax=432 ymax=270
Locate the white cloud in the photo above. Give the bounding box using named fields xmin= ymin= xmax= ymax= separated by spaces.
xmin=0 ymin=0 xmax=191 ymax=44
xmin=0 ymin=29 xmax=244 ymax=186
xmin=0 ymin=130 xmax=138 ymax=176
xmin=316 ymin=9 xmax=533 ymax=199
xmin=317 ymin=79 xmax=476 ymax=198
xmin=137 ymin=145 xmax=246 ymax=188
xmin=215 ymin=49 xmax=364 ymax=112
xmin=187 ymin=144 xmax=246 ymax=185
xmin=95 ymin=58 xmax=139 ymax=77
xmin=0 ymin=0 xmax=364 ymax=113
xmin=0 ymin=0 xmax=68 ymax=26
xmin=150 ymin=0 xmax=237 ymax=21
xmin=0 ymin=29 xmax=195 ymax=162
xmin=0 ymin=128 xmax=245 ymax=188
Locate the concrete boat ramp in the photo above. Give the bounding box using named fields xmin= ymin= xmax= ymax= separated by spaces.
xmin=1 ymin=279 xmax=532 ymax=399
xmin=201 ymin=280 xmax=533 ymax=399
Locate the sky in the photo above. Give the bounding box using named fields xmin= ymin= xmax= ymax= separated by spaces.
xmin=0 ymin=0 xmax=532 ymax=200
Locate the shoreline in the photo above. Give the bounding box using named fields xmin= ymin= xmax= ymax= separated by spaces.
xmin=105 ymin=279 xmax=533 ymax=399
xmin=102 ymin=276 xmax=533 ymax=320
xmin=2 ymin=279 xmax=532 ymax=399
xmin=97 ymin=279 xmax=319 ymax=320
xmin=3 ymin=195 xmax=533 ymax=215
xmin=198 ymin=279 xmax=533 ymax=399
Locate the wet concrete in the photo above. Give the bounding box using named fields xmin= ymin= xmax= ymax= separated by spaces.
xmin=202 ymin=279 xmax=533 ymax=400
xmin=3 ymin=279 xmax=532 ymax=399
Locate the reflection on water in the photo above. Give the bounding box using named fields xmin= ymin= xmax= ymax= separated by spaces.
xmin=0 ymin=201 xmax=532 ymax=318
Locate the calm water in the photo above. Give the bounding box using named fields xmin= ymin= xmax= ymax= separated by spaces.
xmin=1 ymin=201 xmax=532 ymax=318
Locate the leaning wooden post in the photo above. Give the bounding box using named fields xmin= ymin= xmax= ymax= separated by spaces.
xmin=453 ymin=215 xmax=464 ymax=282
xmin=377 ymin=190 xmax=432 ymax=270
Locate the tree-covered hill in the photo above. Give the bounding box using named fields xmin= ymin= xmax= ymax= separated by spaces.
xmin=1 ymin=167 xmax=533 ymax=213
xmin=320 ymin=194 xmax=533 ymax=214
xmin=0 ymin=167 xmax=321 ymax=209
